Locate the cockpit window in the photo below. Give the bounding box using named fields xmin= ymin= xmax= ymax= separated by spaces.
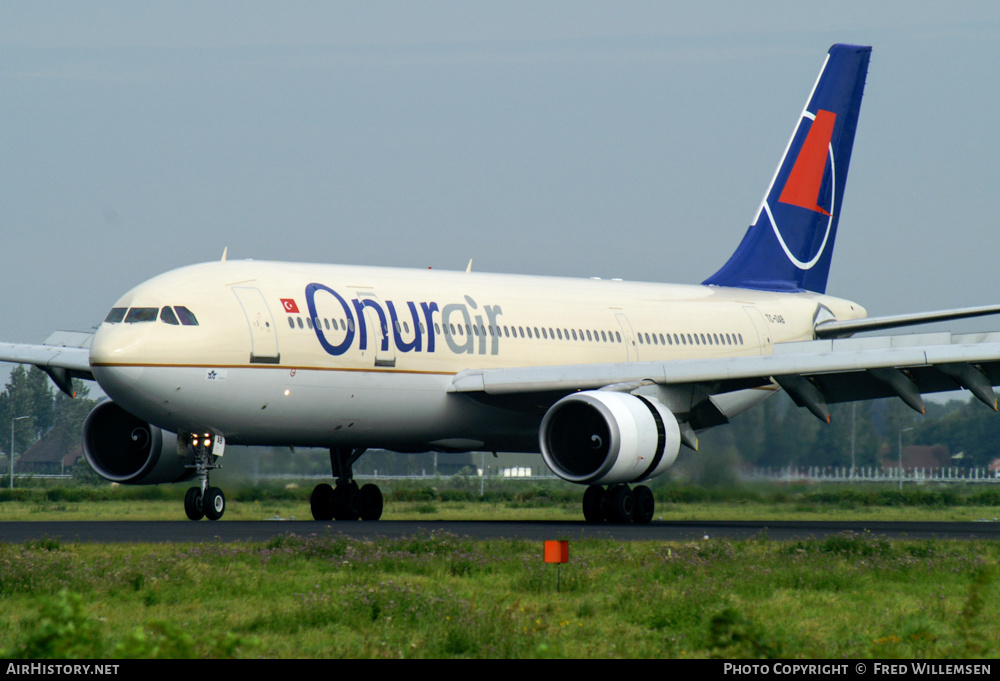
xmin=104 ymin=308 xmax=127 ymax=324
xmin=174 ymin=306 xmax=199 ymax=326
xmin=125 ymin=307 xmax=159 ymax=323
xmin=160 ymin=307 xmax=180 ymax=325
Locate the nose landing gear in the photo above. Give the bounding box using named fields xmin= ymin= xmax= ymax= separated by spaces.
xmin=182 ymin=432 xmax=225 ymax=521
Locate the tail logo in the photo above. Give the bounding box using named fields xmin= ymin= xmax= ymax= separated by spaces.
xmin=766 ymin=109 xmax=837 ymax=271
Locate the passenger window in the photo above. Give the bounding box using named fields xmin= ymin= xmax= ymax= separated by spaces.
xmin=288 ymin=318 xmax=295 ymax=329
xmin=125 ymin=308 xmax=158 ymax=323
xmin=104 ymin=308 xmax=127 ymax=324
xmin=160 ymin=307 xmax=180 ymax=325
xmin=174 ymin=306 xmax=199 ymax=326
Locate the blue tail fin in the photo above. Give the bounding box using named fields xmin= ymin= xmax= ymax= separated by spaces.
xmin=703 ymin=44 xmax=871 ymax=294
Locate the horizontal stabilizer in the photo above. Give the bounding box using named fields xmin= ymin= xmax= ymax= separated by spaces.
xmin=815 ymin=304 xmax=1000 ymax=338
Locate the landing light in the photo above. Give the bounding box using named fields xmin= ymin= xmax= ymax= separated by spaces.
xmin=284 ymin=389 xmax=290 ymax=396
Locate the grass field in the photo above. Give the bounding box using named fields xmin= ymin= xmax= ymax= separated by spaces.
xmin=0 ymin=532 xmax=997 ymax=659
xmin=1 ymin=481 xmax=999 ymax=659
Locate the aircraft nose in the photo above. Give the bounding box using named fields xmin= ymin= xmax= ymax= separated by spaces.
xmin=89 ymin=324 xmax=146 ymax=396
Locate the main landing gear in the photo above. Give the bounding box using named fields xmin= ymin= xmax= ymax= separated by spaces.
xmin=183 ymin=433 xmax=225 ymax=521
xmin=582 ymin=484 xmax=655 ymax=524
xmin=310 ymin=447 xmax=384 ymax=521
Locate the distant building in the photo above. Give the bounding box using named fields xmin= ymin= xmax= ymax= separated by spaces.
xmin=19 ymin=433 xmax=80 ymax=475
xmin=880 ymin=444 xmax=950 ymax=472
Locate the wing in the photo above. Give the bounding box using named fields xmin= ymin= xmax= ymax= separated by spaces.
xmin=450 ymin=330 xmax=1000 ymax=429
xmin=0 ymin=331 xmax=94 ymax=396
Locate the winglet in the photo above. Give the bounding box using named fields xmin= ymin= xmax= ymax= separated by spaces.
xmin=221 ymin=247 xmax=228 ymax=262
xmin=704 ymin=44 xmax=871 ymax=294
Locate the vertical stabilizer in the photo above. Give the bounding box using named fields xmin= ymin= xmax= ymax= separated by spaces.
xmin=703 ymin=44 xmax=871 ymax=294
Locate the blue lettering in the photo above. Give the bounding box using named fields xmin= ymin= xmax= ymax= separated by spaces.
xmin=387 ymin=300 xmax=422 ymax=352
xmin=421 ymin=302 xmax=439 ymax=353
xmin=303 ymin=284 xmax=500 ymax=359
xmin=306 ymin=283 xmax=355 ymax=356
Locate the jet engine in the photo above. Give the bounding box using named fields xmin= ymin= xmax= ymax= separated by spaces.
xmin=539 ymin=391 xmax=681 ymax=485
xmin=82 ymin=400 xmax=195 ymax=485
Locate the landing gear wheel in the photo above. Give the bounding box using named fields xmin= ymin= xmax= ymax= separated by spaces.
xmin=582 ymin=485 xmax=606 ymax=524
xmin=606 ymin=485 xmax=634 ymax=524
xmin=310 ymin=483 xmax=335 ymax=521
xmin=204 ymin=487 xmax=226 ymax=521
xmin=184 ymin=487 xmax=204 ymax=521
xmin=358 ymin=484 xmax=384 ymax=521
xmin=333 ymin=480 xmax=360 ymax=520
xmin=633 ymin=485 xmax=655 ymax=525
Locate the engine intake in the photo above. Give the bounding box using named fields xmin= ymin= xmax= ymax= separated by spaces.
xmin=540 ymin=391 xmax=681 ymax=485
xmin=82 ymin=400 xmax=194 ymax=484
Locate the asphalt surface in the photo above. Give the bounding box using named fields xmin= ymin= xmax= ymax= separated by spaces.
xmin=2 ymin=519 xmax=1000 ymax=543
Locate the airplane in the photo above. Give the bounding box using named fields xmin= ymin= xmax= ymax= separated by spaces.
xmin=5 ymin=43 xmax=1000 ymax=524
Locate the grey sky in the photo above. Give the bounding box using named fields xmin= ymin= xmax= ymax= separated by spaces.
xmin=2 ymin=0 xmax=1000 ymax=373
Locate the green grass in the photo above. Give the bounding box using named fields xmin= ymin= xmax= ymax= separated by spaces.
xmin=0 ymin=533 xmax=997 ymax=658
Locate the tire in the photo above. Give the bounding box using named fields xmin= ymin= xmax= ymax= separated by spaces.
xmin=310 ymin=483 xmax=335 ymax=521
xmin=358 ymin=484 xmax=384 ymax=521
xmin=606 ymin=485 xmax=634 ymax=524
xmin=633 ymin=485 xmax=655 ymax=524
xmin=333 ymin=481 xmax=360 ymax=521
xmin=204 ymin=487 xmax=226 ymax=521
xmin=582 ymin=485 xmax=606 ymax=523
xmin=184 ymin=487 xmax=204 ymax=521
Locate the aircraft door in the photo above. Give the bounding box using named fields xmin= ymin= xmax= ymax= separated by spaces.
xmin=741 ymin=305 xmax=774 ymax=356
xmin=232 ymin=287 xmax=281 ymax=364
xmin=356 ymin=291 xmax=396 ymax=368
xmin=615 ymin=313 xmax=637 ymax=361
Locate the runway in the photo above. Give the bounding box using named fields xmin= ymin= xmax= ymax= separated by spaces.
xmin=2 ymin=519 xmax=1000 ymax=543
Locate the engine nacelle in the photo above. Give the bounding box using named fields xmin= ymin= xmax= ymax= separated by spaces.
xmin=539 ymin=391 xmax=681 ymax=485
xmin=82 ymin=400 xmax=195 ymax=485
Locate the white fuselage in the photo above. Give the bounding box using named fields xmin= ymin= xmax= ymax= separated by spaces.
xmin=88 ymin=260 xmax=866 ymax=452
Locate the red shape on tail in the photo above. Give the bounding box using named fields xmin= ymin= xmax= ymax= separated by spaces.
xmin=779 ymin=109 xmax=836 ymax=216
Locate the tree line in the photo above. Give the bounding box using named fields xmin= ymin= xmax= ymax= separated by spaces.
xmin=0 ymin=366 xmax=96 ymax=470
xmin=698 ymin=390 xmax=999 ymax=472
